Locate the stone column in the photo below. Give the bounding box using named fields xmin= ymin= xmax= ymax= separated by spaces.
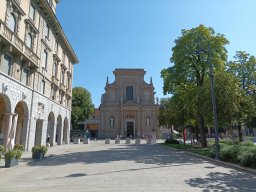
xmin=49 ymin=120 xmax=55 ymax=146
xmin=9 ymin=114 xmax=18 ymax=150
xmin=1 ymin=113 xmax=14 ymax=150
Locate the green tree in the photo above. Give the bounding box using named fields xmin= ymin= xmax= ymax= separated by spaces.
xmin=161 ymin=25 xmax=229 ymax=147
xmin=71 ymin=87 xmax=94 ymax=129
xmin=227 ymin=51 xmax=256 ymax=140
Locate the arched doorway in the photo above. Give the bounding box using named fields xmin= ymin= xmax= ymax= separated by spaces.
xmin=63 ymin=117 xmax=68 ymax=144
xmin=14 ymin=101 xmax=29 ymax=148
xmin=34 ymin=119 xmax=43 ymax=146
xmin=47 ymin=112 xmax=55 ymax=146
xmin=0 ymin=94 xmax=12 ymax=150
xmin=56 ymin=115 xmax=62 ymax=145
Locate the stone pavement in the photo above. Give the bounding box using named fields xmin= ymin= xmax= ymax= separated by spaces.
xmin=0 ymin=141 xmax=256 ymax=192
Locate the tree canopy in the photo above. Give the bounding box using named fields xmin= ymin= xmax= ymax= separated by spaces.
xmin=161 ymin=25 xmax=256 ymax=146
xmin=71 ymin=87 xmax=94 ymax=129
xmin=161 ymin=25 xmax=229 ymax=147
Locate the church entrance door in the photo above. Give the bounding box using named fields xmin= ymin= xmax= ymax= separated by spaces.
xmin=126 ymin=122 xmax=134 ymax=137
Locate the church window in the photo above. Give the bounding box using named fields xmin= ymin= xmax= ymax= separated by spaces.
xmin=146 ymin=117 xmax=150 ymax=126
xmin=126 ymin=86 xmax=133 ymax=100
xmin=110 ymin=117 xmax=114 ymax=127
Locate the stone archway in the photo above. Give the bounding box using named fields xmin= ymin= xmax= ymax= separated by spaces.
xmin=63 ymin=117 xmax=68 ymax=144
xmin=0 ymin=94 xmax=12 ymax=150
xmin=34 ymin=119 xmax=43 ymax=146
xmin=56 ymin=115 xmax=62 ymax=145
xmin=47 ymin=112 xmax=55 ymax=146
xmin=14 ymin=101 xmax=29 ymax=148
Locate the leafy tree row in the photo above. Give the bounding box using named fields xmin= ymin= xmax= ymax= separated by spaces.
xmin=160 ymin=25 xmax=256 ymax=147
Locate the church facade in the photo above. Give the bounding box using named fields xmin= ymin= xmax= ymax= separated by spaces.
xmin=99 ymin=69 xmax=159 ymax=138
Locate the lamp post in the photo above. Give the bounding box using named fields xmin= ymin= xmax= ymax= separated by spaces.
xmin=208 ymin=47 xmax=220 ymax=160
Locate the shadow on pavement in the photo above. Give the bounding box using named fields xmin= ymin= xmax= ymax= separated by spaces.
xmin=27 ymin=144 xmax=203 ymax=167
xmin=185 ymin=170 xmax=256 ymax=192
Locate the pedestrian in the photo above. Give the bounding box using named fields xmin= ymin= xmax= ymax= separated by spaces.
xmin=46 ymin=133 xmax=50 ymax=143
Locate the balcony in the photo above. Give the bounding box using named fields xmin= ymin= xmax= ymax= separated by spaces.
xmin=66 ymin=88 xmax=71 ymax=97
xmin=0 ymin=21 xmax=39 ymax=68
xmin=60 ymin=83 xmax=66 ymax=92
xmin=51 ymin=76 xmax=59 ymax=86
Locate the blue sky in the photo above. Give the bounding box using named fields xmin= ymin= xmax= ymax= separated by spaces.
xmin=57 ymin=0 xmax=256 ymax=107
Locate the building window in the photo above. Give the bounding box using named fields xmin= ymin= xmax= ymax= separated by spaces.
xmin=54 ymin=41 xmax=58 ymax=53
xmin=126 ymin=86 xmax=133 ymax=100
xmin=45 ymin=24 xmax=50 ymax=39
xmin=29 ymin=4 xmax=35 ymax=21
xmin=146 ymin=117 xmax=150 ymax=126
xmin=21 ymin=68 xmax=29 ymax=85
xmin=2 ymin=54 xmax=12 ymax=75
xmin=67 ymin=76 xmax=71 ymax=90
xmin=110 ymin=117 xmax=114 ymax=127
xmin=26 ymin=33 xmax=33 ymax=49
xmin=61 ymin=69 xmax=65 ymax=84
xmin=53 ymin=61 xmax=58 ymax=77
xmin=42 ymin=50 xmax=48 ymax=69
xmin=60 ymin=91 xmax=64 ymax=104
xmin=62 ymin=52 xmax=65 ymax=63
xmin=8 ymin=14 xmax=16 ymax=32
xmin=40 ymin=80 xmax=45 ymax=94
xmin=51 ymin=86 xmax=56 ymax=100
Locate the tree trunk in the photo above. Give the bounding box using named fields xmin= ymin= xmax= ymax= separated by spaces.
xmin=238 ymin=122 xmax=243 ymax=142
xmin=199 ymin=115 xmax=207 ymax=147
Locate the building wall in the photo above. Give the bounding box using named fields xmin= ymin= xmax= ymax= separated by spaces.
xmin=99 ymin=69 xmax=159 ymax=139
xmin=0 ymin=0 xmax=78 ymax=151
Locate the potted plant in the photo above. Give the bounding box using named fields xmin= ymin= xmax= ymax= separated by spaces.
xmin=0 ymin=145 xmax=4 ymax=160
xmin=14 ymin=144 xmax=24 ymax=151
xmin=4 ymin=149 xmax=22 ymax=168
xmin=32 ymin=145 xmax=48 ymax=160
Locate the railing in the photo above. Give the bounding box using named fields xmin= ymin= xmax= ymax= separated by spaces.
xmin=66 ymin=88 xmax=71 ymax=96
xmin=2 ymin=24 xmax=12 ymax=42
xmin=51 ymin=76 xmax=59 ymax=86
xmin=60 ymin=83 xmax=66 ymax=92
xmin=0 ymin=21 xmax=39 ymax=67
xmin=24 ymin=46 xmax=39 ymax=66
xmin=13 ymin=35 xmax=23 ymax=52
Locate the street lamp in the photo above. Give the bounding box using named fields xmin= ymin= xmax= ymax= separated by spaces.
xmin=207 ymin=46 xmax=220 ymax=160
xmin=195 ymin=45 xmax=220 ymax=159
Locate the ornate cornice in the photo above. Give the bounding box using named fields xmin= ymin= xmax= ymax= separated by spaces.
xmin=34 ymin=0 xmax=79 ymax=64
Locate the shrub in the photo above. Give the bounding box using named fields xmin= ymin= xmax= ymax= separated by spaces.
xmin=164 ymin=139 xmax=180 ymax=144
xmin=237 ymin=146 xmax=256 ymax=168
xmin=209 ymin=145 xmax=216 ymax=158
xmin=219 ymin=139 xmax=234 ymax=145
xmin=32 ymin=145 xmax=48 ymax=156
xmin=4 ymin=150 xmax=23 ymax=161
xmin=240 ymin=140 xmax=254 ymax=147
xmin=0 ymin=145 xmax=4 ymax=152
xmin=207 ymin=140 xmax=215 ymax=146
xmin=14 ymin=144 xmax=24 ymax=151
xmin=220 ymin=145 xmax=240 ymax=163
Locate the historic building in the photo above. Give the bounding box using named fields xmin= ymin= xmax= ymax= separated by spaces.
xmin=99 ymin=69 xmax=159 ymax=138
xmin=0 ymin=0 xmax=78 ymax=151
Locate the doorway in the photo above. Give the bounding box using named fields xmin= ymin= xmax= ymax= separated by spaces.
xmin=126 ymin=122 xmax=134 ymax=137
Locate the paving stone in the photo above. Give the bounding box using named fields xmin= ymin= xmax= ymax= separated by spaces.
xmin=0 ymin=142 xmax=256 ymax=191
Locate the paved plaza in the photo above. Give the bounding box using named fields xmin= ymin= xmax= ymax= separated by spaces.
xmin=0 ymin=141 xmax=256 ymax=192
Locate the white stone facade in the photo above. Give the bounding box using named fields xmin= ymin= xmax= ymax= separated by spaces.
xmin=0 ymin=0 xmax=78 ymax=151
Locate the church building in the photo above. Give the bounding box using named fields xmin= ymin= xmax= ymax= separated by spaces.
xmin=99 ymin=69 xmax=159 ymax=138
